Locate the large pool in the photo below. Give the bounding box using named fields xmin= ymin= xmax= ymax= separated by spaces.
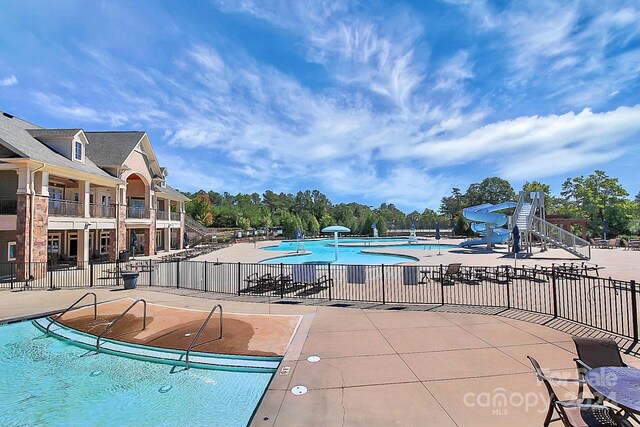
xmin=261 ymin=238 xmax=457 ymax=265
xmin=0 ymin=320 xmax=272 ymax=427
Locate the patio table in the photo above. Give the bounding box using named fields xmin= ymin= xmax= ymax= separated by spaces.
xmin=586 ymin=366 xmax=640 ymax=415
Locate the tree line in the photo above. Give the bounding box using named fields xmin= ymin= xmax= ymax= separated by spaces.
xmin=184 ymin=170 xmax=640 ymax=239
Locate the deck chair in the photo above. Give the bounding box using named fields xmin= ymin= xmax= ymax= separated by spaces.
xmin=293 ymin=265 xmax=331 ymax=297
xmin=347 ymin=265 xmax=366 ymax=284
xmin=403 ymin=266 xmax=418 ymax=285
xmin=527 ymin=356 xmax=625 ymax=427
xmin=572 ymin=336 xmax=627 ymax=399
xmin=432 ymin=263 xmax=462 ymax=285
xmin=240 ymin=272 xmax=274 ymax=293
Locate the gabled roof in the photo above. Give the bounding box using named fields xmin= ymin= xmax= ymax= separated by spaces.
xmin=0 ymin=114 xmax=120 ymax=181
xmin=28 ymin=129 xmax=82 ymax=139
xmin=84 ymin=131 xmax=146 ymax=167
xmin=155 ymin=184 xmax=190 ymax=201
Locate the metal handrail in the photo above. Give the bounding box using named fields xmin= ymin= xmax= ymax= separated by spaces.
xmin=531 ymin=216 xmax=591 ymax=259
xmin=185 ymin=304 xmax=223 ymax=369
xmin=46 ymin=292 xmax=97 ymax=334
xmin=96 ymin=299 xmax=147 ymax=353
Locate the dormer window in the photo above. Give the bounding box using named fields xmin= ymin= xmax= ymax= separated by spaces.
xmin=74 ymin=141 xmax=82 ymax=161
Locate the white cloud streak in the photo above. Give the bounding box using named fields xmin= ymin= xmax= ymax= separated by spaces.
xmin=0 ymin=75 xmax=17 ymax=86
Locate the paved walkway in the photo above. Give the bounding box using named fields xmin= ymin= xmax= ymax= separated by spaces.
xmin=2 ymin=287 xmax=638 ymax=426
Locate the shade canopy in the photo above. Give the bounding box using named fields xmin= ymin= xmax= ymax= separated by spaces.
xmin=322 ymin=225 xmax=350 ymax=233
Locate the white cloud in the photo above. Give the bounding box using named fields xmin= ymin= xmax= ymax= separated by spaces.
xmin=0 ymin=75 xmax=17 ymax=86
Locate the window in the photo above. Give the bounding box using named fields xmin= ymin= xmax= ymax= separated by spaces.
xmin=74 ymin=141 xmax=82 ymax=160
xmin=8 ymin=242 xmax=16 ymax=261
xmin=100 ymin=232 xmax=110 ymax=255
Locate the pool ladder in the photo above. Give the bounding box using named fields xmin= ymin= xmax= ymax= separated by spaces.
xmin=96 ymin=299 xmax=147 ymax=353
xmin=185 ymin=304 xmax=223 ymax=369
xmin=46 ymin=292 xmax=97 ymax=335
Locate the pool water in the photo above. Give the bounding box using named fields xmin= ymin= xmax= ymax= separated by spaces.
xmin=0 ymin=321 xmax=272 ymax=427
xmin=261 ymin=238 xmax=457 ymax=265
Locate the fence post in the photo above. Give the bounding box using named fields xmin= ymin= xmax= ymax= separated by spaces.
xmin=90 ymin=262 xmax=94 ymax=287
xmin=49 ymin=266 xmax=53 ymax=290
xmin=10 ymin=262 xmax=14 ymax=290
xmin=328 ymin=263 xmax=332 ymax=301
xmin=505 ymin=266 xmax=510 ymax=309
xmin=116 ymin=259 xmax=120 ymax=287
xmin=381 ymin=264 xmax=385 ymax=304
xmin=279 ymin=263 xmax=284 ymax=299
xmin=631 ymin=280 xmax=638 ymax=342
xmin=149 ymin=259 xmax=152 ymax=287
xmin=204 ymin=261 xmax=208 ymax=292
xmin=440 ymin=264 xmax=444 ymax=306
xmin=176 ymin=261 xmax=180 ymax=289
xmin=237 ymin=262 xmax=241 ymax=296
xmin=551 ymin=267 xmax=558 ymax=318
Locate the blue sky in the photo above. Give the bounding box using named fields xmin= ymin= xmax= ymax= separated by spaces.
xmin=1 ymin=0 xmax=639 ymax=212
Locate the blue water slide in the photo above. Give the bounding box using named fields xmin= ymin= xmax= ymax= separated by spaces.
xmin=459 ymin=202 xmax=517 ymax=247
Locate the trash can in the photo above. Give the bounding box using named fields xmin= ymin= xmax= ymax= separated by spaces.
xmin=119 ymin=250 xmax=130 ymax=261
xmin=122 ymin=272 xmax=139 ymax=289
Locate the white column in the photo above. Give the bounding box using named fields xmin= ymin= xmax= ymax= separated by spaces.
xmin=79 ymin=180 xmax=90 ymax=217
xmin=167 ymin=226 xmax=172 ymax=251
xmin=78 ymin=227 xmax=90 ymax=265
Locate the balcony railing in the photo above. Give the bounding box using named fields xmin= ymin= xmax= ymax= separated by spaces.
xmin=170 ymin=212 xmax=181 ymax=221
xmin=90 ymin=203 xmax=116 ymax=218
xmin=157 ymin=210 xmax=168 ymax=220
xmin=49 ymin=199 xmax=83 ymax=217
xmin=0 ymin=198 xmax=17 ymax=215
xmin=127 ymin=206 xmax=151 ymax=219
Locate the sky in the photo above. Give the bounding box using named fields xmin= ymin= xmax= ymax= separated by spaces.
xmin=0 ymin=0 xmax=639 ymax=212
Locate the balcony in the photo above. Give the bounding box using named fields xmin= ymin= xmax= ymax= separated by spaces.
xmin=90 ymin=203 xmax=115 ymax=218
xmin=170 ymin=212 xmax=181 ymax=221
xmin=157 ymin=210 xmax=168 ymax=220
xmin=127 ymin=206 xmax=151 ymax=219
xmin=0 ymin=198 xmax=17 ymax=215
xmin=49 ymin=199 xmax=83 ymax=217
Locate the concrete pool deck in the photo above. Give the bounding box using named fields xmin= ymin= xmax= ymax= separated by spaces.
xmin=193 ymin=239 xmax=640 ymax=281
xmin=2 ymin=287 xmax=639 ymax=426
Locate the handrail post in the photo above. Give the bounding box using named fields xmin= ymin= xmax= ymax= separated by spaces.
xmin=185 ymin=304 xmax=223 ymax=369
xmin=630 ymin=280 xmax=638 ymax=342
xmin=551 ymin=267 xmax=558 ymax=318
xmin=149 ymin=259 xmax=152 ymax=287
xmin=505 ymin=266 xmax=511 ymax=309
xmin=96 ymin=299 xmax=147 ymax=353
xmin=46 ymin=292 xmax=97 ymax=334
xmin=90 ymin=262 xmax=94 ymax=287
xmin=381 ymin=264 xmax=385 ymax=304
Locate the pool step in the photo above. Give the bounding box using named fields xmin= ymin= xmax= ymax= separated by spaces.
xmin=32 ymin=317 xmax=281 ymax=373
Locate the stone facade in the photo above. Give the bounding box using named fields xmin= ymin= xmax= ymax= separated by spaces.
xmin=15 ymin=194 xmax=48 ymax=281
xmin=146 ymin=210 xmax=156 ymax=255
xmin=107 ymin=205 xmax=128 ymax=261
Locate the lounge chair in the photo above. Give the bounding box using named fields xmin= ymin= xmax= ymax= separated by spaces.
xmin=240 ymin=272 xmax=274 ymax=293
xmin=571 ymin=336 xmax=627 ymax=399
xmin=292 ymin=265 xmax=331 ymax=297
xmin=527 ymin=356 xmax=626 ymax=427
xmin=432 ymin=263 xmax=462 ymax=285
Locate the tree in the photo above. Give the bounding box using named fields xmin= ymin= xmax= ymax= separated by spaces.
xmin=186 ymin=193 xmax=214 ymax=226
xmin=465 ymin=177 xmax=516 ymax=206
xmin=561 ymin=170 xmax=629 ymax=236
xmin=522 ymin=181 xmax=551 ymax=195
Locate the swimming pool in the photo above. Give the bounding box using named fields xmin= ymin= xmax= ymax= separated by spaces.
xmin=261 ymin=238 xmax=457 ymax=265
xmin=0 ymin=320 xmax=272 ymax=426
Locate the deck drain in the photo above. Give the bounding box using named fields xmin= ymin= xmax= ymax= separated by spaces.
xmin=291 ymin=385 xmax=307 ymax=395
xmin=307 ymin=356 xmax=320 ymax=363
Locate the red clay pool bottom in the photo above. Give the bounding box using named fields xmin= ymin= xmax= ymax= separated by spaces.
xmin=57 ymin=299 xmax=301 ymax=357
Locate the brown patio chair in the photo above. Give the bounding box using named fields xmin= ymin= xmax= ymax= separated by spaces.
xmin=431 ymin=263 xmax=462 ymax=285
xmin=528 ymin=356 xmax=626 ymax=427
xmin=572 ymin=336 xmax=627 ymax=398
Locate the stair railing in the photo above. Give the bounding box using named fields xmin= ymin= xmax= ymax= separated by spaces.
xmin=531 ymin=217 xmax=591 ymax=259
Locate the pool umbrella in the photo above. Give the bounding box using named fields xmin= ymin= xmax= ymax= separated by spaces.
xmin=512 ymin=224 xmax=520 ymax=267
xmin=602 ymin=219 xmax=608 ymax=240
xmin=435 ymin=222 xmax=442 ymax=255
xmin=183 ymin=231 xmax=189 ymax=248
xmin=322 ymin=225 xmax=351 ymax=262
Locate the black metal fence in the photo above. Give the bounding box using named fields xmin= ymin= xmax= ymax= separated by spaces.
xmin=1 ymin=261 xmax=637 ymax=341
